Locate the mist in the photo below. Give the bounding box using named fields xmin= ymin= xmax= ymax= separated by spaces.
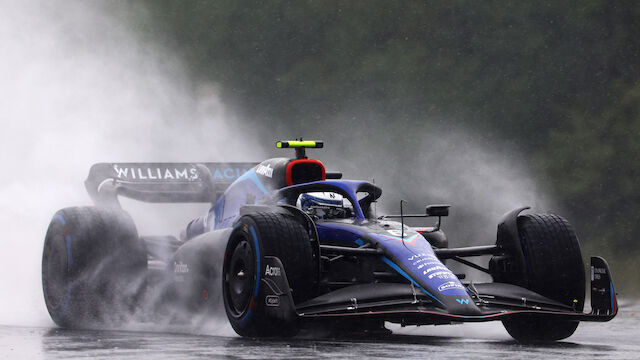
xmin=0 ymin=0 xmax=552 ymax=333
xmin=271 ymin=113 xmax=552 ymax=244
xmin=0 ymin=0 xmax=261 ymax=328
xmin=270 ymin=116 xmax=553 ymax=280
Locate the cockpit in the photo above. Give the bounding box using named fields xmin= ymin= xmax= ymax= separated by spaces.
xmin=275 ymin=180 xmax=382 ymax=221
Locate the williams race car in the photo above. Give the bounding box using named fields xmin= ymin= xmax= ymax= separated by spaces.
xmin=42 ymin=141 xmax=617 ymax=342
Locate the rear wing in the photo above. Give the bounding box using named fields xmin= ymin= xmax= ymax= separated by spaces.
xmin=85 ymin=162 xmax=258 ymax=206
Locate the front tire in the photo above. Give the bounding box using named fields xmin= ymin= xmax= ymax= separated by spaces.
xmin=222 ymin=212 xmax=317 ymax=337
xmin=500 ymin=213 xmax=585 ymax=342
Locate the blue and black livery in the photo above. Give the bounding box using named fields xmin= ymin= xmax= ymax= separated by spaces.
xmin=42 ymin=140 xmax=618 ymax=342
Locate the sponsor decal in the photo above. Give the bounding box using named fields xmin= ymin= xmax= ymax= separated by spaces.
xmin=407 ymin=253 xmax=437 ymax=262
xmin=412 ymin=257 xmax=439 ymax=266
xmin=265 ymin=264 xmax=281 ymax=276
xmin=256 ymin=164 xmax=274 ymax=178
xmin=212 ymin=167 xmax=248 ymax=180
xmin=422 ymin=265 xmax=448 ymax=275
xmin=437 ymin=281 xmax=466 ymax=292
xmin=417 ymin=261 xmax=443 ymax=270
xmin=173 ymin=261 xmax=189 ymax=274
xmin=428 ymin=271 xmax=456 ymax=279
xmin=593 ymin=266 xmax=607 ymax=280
xmin=113 ymin=164 xmax=199 ymax=181
xmin=266 ymin=295 xmax=280 ymax=307
xmin=387 ymin=229 xmax=404 ymax=237
xmin=456 ymin=298 xmax=469 ymax=305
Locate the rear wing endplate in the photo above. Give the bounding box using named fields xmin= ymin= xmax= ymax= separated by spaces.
xmin=85 ymin=162 xmax=258 ymax=206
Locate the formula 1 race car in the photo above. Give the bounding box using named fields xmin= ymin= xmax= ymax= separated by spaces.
xmin=42 ymin=140 xmax=618 ymax=342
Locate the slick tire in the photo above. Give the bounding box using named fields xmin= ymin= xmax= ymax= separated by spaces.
xmin=222 ymin=212 xmax=317 ymax=337
xmin=42 ymin=207 xmax=147 ymax=328
xmin=501 ymin=213 xmax=585 ymax=343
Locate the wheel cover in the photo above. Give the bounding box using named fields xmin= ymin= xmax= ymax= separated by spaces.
xmin=225 ymin=238 xmax=255 ymax=317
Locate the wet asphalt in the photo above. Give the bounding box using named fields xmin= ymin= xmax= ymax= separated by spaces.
xmin=1 ymin=302 xmax=638 ymax=359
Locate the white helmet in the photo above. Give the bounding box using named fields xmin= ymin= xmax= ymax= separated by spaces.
xmin=297 ymin=191 xmax=353 ymax=219
xmin=297 ymin=192 xmax=344 ymax=209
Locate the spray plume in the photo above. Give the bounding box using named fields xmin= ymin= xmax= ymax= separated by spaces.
xmin=0 ymin=0 xmax=259 ymax=332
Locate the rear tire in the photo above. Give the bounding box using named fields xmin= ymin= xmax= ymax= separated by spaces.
xmin=42 ymin=207 xmax=147 ymax=328
xmin=222 ymin=212 xmax=317 ymax=337
xmin=501 ymin=213 xmax=585 ymax=342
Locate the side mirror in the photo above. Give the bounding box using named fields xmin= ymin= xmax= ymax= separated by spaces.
xmin=426 ymin=204 xmax=450 ymax=217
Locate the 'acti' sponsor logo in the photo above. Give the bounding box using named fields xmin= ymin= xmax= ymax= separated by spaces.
xmin=211 ymin=167 xmax=249 ymax=180
xmin=114 ymin=164 xmax=199 ymax=181
xmin=437 ymin=281 xmax=465 ymax=292
xmin=265 ymin=264 xmax=281 ymax=276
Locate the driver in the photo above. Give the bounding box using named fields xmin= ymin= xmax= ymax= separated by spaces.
xmin=297 ymin=192 xmax=352 ymax=219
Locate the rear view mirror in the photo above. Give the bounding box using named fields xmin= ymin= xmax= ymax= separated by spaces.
xmin=426 ymin=204 xmax=450 ymax=217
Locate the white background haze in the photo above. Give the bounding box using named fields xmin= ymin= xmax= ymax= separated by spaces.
xmin=0 ymin=0 xmax=261 ymax=327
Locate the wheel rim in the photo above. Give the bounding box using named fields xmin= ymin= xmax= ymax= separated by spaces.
xmin=225 ymin=237 xmax=255 ymax=317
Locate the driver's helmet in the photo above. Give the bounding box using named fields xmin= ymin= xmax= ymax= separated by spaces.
xmin=297 ymin=192 xmax=344 ymax=210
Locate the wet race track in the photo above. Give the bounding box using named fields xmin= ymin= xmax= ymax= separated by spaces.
xmin=1 ymin=302 xmax=638 ymax=359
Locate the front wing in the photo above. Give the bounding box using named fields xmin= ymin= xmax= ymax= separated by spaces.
xmin=262 ymin=256 xmax=617 ymax=325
